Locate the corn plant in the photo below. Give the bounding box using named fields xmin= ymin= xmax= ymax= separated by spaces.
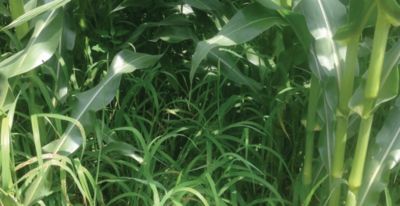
xmin=0 ymin=0 xmax=399 ymax=205
xmin=294 ymin=0 xmax=400 ymax=205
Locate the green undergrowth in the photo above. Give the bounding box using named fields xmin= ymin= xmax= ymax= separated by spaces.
xmin=1 ymin=0 xmax=399 ymax=205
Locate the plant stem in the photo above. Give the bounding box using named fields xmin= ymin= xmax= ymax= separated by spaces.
xmin=329 ymin=35 xmax=360 ymax=206
xmin=8 ymin=0 xmax=29 ymax=39
xmin=346 ymin=10 xmax=391 ymax=205
xmin=303 ymin=75 xmax=320 ymax=186
xmin=364 ymin=11 xmax=391 ymax=99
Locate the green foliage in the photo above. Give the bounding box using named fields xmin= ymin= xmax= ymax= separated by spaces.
xmin=0 ymin=0 xmax=399 ymax=205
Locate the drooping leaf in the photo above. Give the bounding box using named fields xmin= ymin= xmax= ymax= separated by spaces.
xmin=43 ymin=50 xmax=161 ymax=154
xmin=1 ymin=0 xmax=70 ymax=31
xmin=190 ymin=3 xmax=284 ymax=82
xmin=0 ymin=10 xmax=63 ymax=78
xmin=358 ymin=97 xmax=400 ymax=205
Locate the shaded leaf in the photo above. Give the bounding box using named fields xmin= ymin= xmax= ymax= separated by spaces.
xmin=190 ymin=3 xmax=284 ymax=82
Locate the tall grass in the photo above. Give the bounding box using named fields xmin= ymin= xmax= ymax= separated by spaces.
xmin=0 ymin=0 xmax=399 ymax=206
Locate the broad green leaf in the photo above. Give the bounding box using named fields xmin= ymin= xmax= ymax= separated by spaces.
xmin=1 ymin=0 xmax=70 ymax=31
xmin=358 ymin=97 xmax=400 ymax=205
xmin=350 ymin=40 xmax=400 ymax=115
xmin=0 ymin=10 xmax=63 ymax=78
xmin=294 ymin=0 xmax=345 ymax=175
xmin=43 ymin=50 xmax=161 ymax=154
xmin=317 ymin=79 xmax=338 ymax=173
xmin=190 ymin=3 xmax=284 ymax=81
xmin=294 ymin=0 xmax=346 ymax=81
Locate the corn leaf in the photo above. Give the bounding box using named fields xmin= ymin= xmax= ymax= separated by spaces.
xmin=1 ymin=0 xmax=70 ymax=31
xmin=294 ymin=0 xmax=345 ymax=174
xmin=190 ymin=3 xmax=284 ymax=82
xmin=294 ymin=0 xmax=346 ymax=81
xmin=350 ymin=40 xmax=400 ymax=116
xmin=0 ymin=10 xmax=63 ymax=78
xmin=358 ymin=97 xmax=400 ymax=205
xmin=43 ymin=50 xmax=161 ymax=154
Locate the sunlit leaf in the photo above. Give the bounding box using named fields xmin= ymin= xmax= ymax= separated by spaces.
xmin=1 ymin=0 xmax=70 ymax=31
xmin=294 ymin=0 xmax=346 ymax=81
xmin=0 ymin=10 xmax=63 ymax=78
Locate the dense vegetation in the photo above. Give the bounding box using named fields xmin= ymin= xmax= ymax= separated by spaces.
xmin=0 ymin=0 xmax=399 ymax=205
